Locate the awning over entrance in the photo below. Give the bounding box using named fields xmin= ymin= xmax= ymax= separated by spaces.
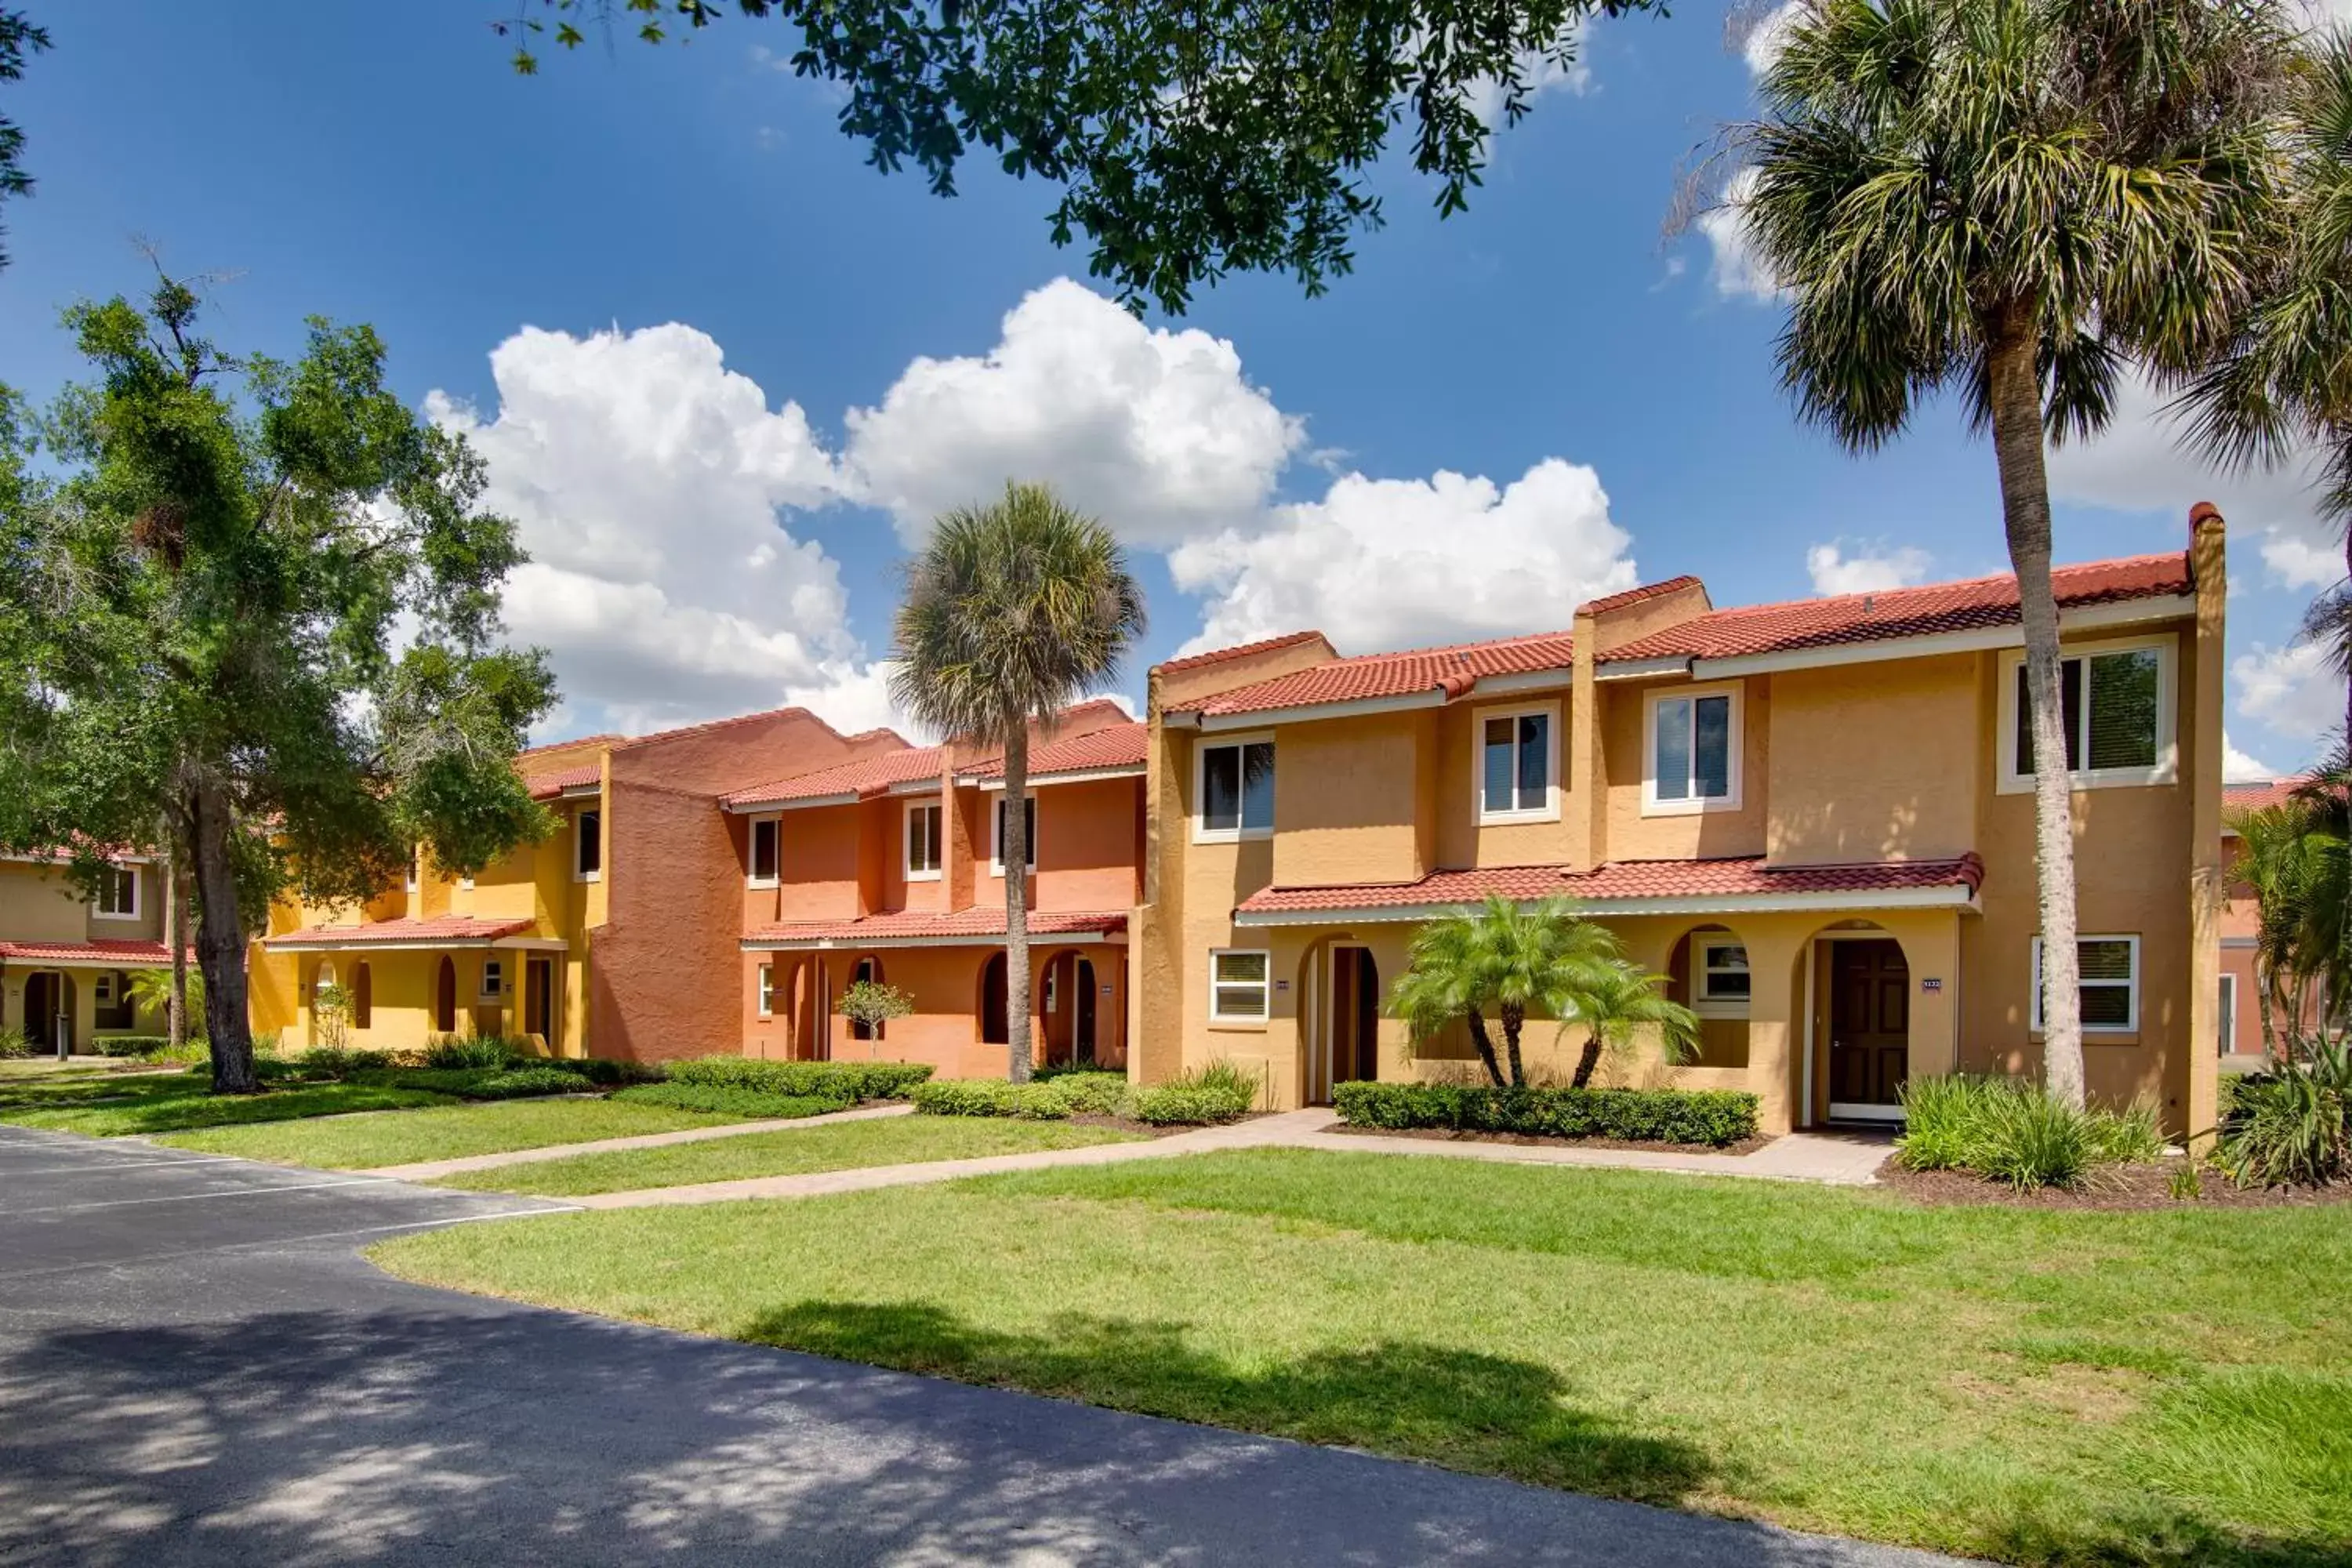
xmin=260 ymin=916 xmax=539 ymax=952
xmin=743 ymin=908 xmax=1129 ymax=952
xmin=1233 ymin=854 xmax=1986 ymax=926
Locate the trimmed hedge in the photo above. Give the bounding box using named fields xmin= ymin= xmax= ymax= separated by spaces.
xmin=1044 ymin=1070 xmax=1134 ymax=1116
xmin=1331 ymin=1081 xmax=1759 ymax=1147
xmin=1134 ymin=1082 xmax=1253 ymax=1126
xmin=93 ymin=1034 xmax=170 ymax=1058
xmin=613 ymin=1082 xmax=851 ymax=1120
xmin=545 ymin=1056 xmax=664 ymax=1087
xmin=911 ymin=1078 xmax=1077 ymax=1119
xmin=665 ymin=1056 xmax=933 ymax=1102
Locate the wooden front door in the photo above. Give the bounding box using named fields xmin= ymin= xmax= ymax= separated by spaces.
xmin=1828 ymin=939 xmax=1909 ymax=1116
xmin=1075 ymin=958 xmax=1097 ymax=1065
xmin=524 ymin=958 xmax=552 ymax=1042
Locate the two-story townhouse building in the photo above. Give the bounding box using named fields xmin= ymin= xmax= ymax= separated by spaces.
xmin=251 ymin=708 xmax=901 ymax=1061
xmin=731 ymin=700 xmax=1145 ymax=1078
xmin=0 ymin=851 xmax=176 ymax=1053
xmin=1132 ymin=507 xmax=2229 ymax=1138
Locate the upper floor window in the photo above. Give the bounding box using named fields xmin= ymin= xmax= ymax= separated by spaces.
xmin=906 ymin=799 xmax=943 ymax=882
xmin=1196 ymin=737 xmax=1275 ymax=843
xmin=575 ymin=808 xmax=602 ymax=882
xmin=93 ymin=864 xmax=140 ymax=920
xmin=2002 ymin=637 xmax=2175 ymax=793
xmin=1478 ymin=706 xmax=1558 ymax=823
xmin=2031 ymin=934 xmax=2140 ymax=1034
xmin=1644 ymin=684 xmax=1741 ymax=815
xmin=990 ymin=796 xmax=1037 ymax=876
xmin=748 ymin=817 xmax=779 ymax=887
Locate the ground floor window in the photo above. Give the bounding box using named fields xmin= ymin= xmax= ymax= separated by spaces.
xmin=757 ymin=963 xmax=774 ymax=1018
xmin=2031 ymin=935 xmax=2140 ymax=1033
xmin=2218 ymin=972 xmax=2238 ymax=1055
xmin=1210 ymin=949 xmax=1271 ymax=1023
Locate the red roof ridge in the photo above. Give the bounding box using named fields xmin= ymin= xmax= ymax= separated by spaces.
xmin=1317 ymin=626 xmax=1574 ymax=668
xmin=518 ymin=733 xmax=619 ymax=758
xmin=1580 ymin=575 xmax=1704 ymax=616
xmin=1157 ymin=630 xmax=1326 ymax=673
xmin=613 ymin=705 xmax=844 ymax=752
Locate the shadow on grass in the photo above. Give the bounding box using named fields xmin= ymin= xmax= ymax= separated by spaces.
xmin=0 ymin=1069 xmax=457 ymax=1134
xmin=744 ymin=1298 xmax=1715 ymax=1507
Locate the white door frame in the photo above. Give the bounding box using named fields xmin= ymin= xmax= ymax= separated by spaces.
xmin=1807 ymin=932 xmax=1914 ymax=1125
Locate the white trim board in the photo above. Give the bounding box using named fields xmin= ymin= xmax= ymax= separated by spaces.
xmin=742 ymin=927 xmax=1127 ymax=953
xmin=1232 ymin=883 xmax=1980 ymax=927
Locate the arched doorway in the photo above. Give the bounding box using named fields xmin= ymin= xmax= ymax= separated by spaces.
xmin=848 ymin=956 xmax=884 ymax=1041
xmin=1036 ymin=951 xmax=1100 ymax=1069
xmin=434 ymin=956 xmax=458 ymax=1033
xmin=980 ymin=952 xmax=1009 ymax=1045
xmin=1305 ymin=943 xmax=1379 ymax=1105
xmin=24 ymin=971 xmax=70 ymax=1055
xmin=1826 ymin=935 xmax=1909 ymax=1123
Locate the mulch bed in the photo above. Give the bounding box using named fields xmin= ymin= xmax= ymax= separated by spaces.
xmin=1323 ymin=1123 xmax=1770 ymax=1158
xmin=1875 ymin=1155 xmax=2352 ymax=1210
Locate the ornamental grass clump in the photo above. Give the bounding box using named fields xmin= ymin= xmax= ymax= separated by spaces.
xmin=1134 ymin=1061 xmax=1258 ymax=1126
xmin=1896 ymin=1073 xmax=2170 ymax=1190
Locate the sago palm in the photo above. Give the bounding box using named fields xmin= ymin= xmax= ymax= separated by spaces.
xmin=890 ymin=482 xmax=1145 ymax=1082
xmin=1737 ymin=0 xmax=2291 ymax=1106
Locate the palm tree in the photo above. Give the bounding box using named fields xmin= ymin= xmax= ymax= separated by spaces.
xmin=129 ymin=963 xmax=205 ymax=1037
xmin=1737 ymin=0 xmax=2291 ymax=1108
xmin=2228 ymin=791 xmax=2347 ymax=1060
xmin=890 ymin=483 xmax=1145 ymax=1083
xmin=1561 ymin=956 xmax=1702 ymax=1090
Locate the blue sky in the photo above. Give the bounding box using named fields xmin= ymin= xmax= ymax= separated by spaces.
xmin=0 ymin=1 xmax=2334 ymax=772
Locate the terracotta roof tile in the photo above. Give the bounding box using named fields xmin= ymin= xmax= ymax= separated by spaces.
xmin=264 ymin=916 xmax=535 ymax=948
xmin=1189 ymin=630 xmax=1576 ymax=718
xmin=1601 ymin=554 xmax=2191 ymax=666
xmin=1236 ymin=855 xmax=1984 ymax=916
xmin=526 ymin=762 xmax=602 ymax=800
xmin=964 ymin=722 xmax=1147 ymax=780
xmin=724 ymin=746 xmax=947 ymax=809
xmin=0 ymin=938 xmax=190 ymax=965
xmin=1156 ymin=630 xmax=1327 ymax=674
xmin=2223 ymin=775 xmax=2316 ymax=821
xmin=743 ymin=908 xmax=1128 ymax=947
xmin=1581 ymin=575 xmax=1705 ymax=616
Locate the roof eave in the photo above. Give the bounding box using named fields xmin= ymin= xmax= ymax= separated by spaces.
xmin=1234 ymin=883 xmax=1983 ymax=927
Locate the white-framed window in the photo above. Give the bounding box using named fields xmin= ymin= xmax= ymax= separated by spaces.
xmin=2031 ymin=935 xmax=2140 ymax=1034
xmin=1998 ymin=635 xmax=2176 ymax=793
xmin=94 ymin=974 xmax=114 ymax=1005
xmin=757 ymin=963 xmax=775 ymax=1019
xmin=2218 ymin=972 xmax=2240 ymax=1055
xmin=990 ymin=795 xmax=1037 ymax=876
xmin=748 ymin=816 xmax=780 ymax=887
xmin=1643 ymin=684 xmax=1741 ymax=815
xmin=1476 ymin=703 xmax=1559 ymax=823
xmin=905 ymin=798 xmax=943 ymax=881
xmin=479 ymin=958 xmax=507 ymax=1003
xmin=575 ymin=808 xmax=602 ymax=882
xmin=1693 ymin=935 xmax=1751 ymax=1017
xmin=1196 ymin=735 xmax=1276 ymax=843
xmin=1209 ymin=948 xmax=1272 ymax=1024
xmin=93 ymin=863 xmax=140 ymax=920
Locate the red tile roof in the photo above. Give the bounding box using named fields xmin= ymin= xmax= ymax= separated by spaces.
xmin=525 ymin=762 xmax=603 ymax=800
xmin=1581 ymin=575 xmax=1706 ymax=617
xmin=1185 ymin=630 xmax=1577 ymax=718
xmin=964 ymin=722 xmax=1147 ymax=780
xmin=743 ymin=908 xmax=1129 ymax=947
xmin=1601 ymin=554 xmax=2192 ymax=666
xmin=0 ymin=938 xmax=189 ymax=965
xmin=264 ymin=916 xmax=535 ymax=948
xmin=1236 ymin=854 xmax=1985 ymax=917
xmin=2223 ymin=775 xmax=2317 ymax=822
xmin=1156 ymin=630 xmax=1328 ymax=674
xmin=724 ymin=746 xmax=947 ymax=810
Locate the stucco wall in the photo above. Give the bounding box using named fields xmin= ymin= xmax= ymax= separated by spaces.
xmin=1765 ymin=654 xmax=1981 ymax=865
xmin=0 ymin=862 xmax=103 ymax=944
xmin=1267 ymin=712 xmax=1431 ymax=887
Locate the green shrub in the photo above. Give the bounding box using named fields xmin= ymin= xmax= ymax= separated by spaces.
xmin=459 ymin=1065 xmax=600 ymax=1101
xmin=93 ymin=1035 xmax=169 ymax=1058
xmin=665 ymin=1056 xmax=932 ymax=1102
xmin=613 ymin=1082 xmax=851 ymax=1120
xmin=0 ymin=1026 xmax=30 ymax=1059
xmin=2217 ymin=1047 xmax=2350 ymax=1188
xmin=1133 ymin=1061 xmax=1258 ymax=1125
xmin=423 ymin=1036 xmax=523 ymax=1070
xmin=2085 ymin=1098 xmax=2167 ymax=1166
xmin=1331 ymin=1080 xmax=1760 ymax=1147
xmin=545 ymin=1056 xmax=664 ymax=1087
xmin=1972 ymin=1087 xmax=2094 ymax=1190
xmin=1044 ymin=1070 xmax=1134 ymax=1116
xmin=910 ymin=1078 xmax=1073 ymax=1119
xmin=296 ymin=1046 xmax=396 ymax=1075
xmin=1891 ymin=1073 xmax=1991 ymax=1171
xmin=1898 ymin=1073 xmax=2172 ymax=1189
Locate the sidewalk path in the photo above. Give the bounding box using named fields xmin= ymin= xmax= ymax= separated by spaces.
xmin=370 ymin=1102 xmax=913 ymax=1181
xmin=564 ymin=1110 xmax=1891 ymax=1209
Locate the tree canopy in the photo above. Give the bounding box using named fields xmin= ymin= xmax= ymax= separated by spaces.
xmin=0 ymin=276 xmax=557 ymax=1090
xmin=0 ymin=7 xmax=49 ymax=270
xmin=500 ymin=0 xmax=1651 ymax=314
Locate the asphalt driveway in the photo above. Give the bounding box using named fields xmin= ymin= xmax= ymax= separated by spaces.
xmin=0 ymin=1123 xmax=1973 ymax=1566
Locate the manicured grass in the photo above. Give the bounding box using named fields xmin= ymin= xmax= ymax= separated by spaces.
xmin=375 ymin=1149 xmax=2352 ymax=1566
xmin=430 ymin=1114 xmax=1143 ymax=1196
xmin=0 ymin=1066 xmax=455 ymax=1135
xmin=153 ymin=1097 xmax=739 ymax=1169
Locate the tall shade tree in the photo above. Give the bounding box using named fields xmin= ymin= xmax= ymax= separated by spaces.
xmin=890 ymin=482 xmax=1144 ymax=1082
xmin=1735 ymin=0 xmax=2292 ymax=1106
xmin=499 ymin=0 xmax=1653 ymax=314
xmin=0 ymin=278 xmax=557 ymax=1093
xmin=0 ymin=8 xmax=47 ymax=270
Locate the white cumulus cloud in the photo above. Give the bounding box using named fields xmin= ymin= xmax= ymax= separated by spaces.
xmin=1697 ymin=166 xmax=1786 ymax=303
xmin=429 ymin=322 xmax=862 ymax=739
xmin=1740 ymin=0 xmax=1803 ymax=74
xmin=844 ymin=278 xmax=1304 ymax=547
xmin=1806 ymin=540 xmax=1933 ymax=596
xmin=2234 ymin=641 xmax=2341 ymax=741
xmin=2223 ymin=733 xmax=2279 ymax=784
xmin=1168 ymin=459 xmax=1639 ymax=655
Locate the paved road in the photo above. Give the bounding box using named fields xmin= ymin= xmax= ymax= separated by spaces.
xmin=0 ymin=1125 xmax=1973 ymax=1567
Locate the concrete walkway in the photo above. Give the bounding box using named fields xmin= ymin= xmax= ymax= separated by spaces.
xmin=566 ymin=1109 xmax=1893 ymax=1210
xmin=370 ymin=1101 xmax=913 ymax=1181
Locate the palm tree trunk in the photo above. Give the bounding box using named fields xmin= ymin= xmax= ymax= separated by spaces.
xmin=1986 ymin=316 xmax=2087 ymax=1110
xmin=2256 ymin=973 xmax=2277 ymax=1065
xmin=1572 ymin=1029 xmax=1603 ymax=1090
xmin=189 ymin=776 xmax=257 ymax=1094
xmin=1463 ymin=1006 xmax=1505 ymax=1087
xmin=1002 ymin=731 xmax=1033 ymax=1083
xmin=1499 ymin=1001 xmax=1527 ymax=1087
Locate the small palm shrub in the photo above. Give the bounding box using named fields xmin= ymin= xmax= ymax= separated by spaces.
xmin=2216 ymin=1043 xmax=2350 ymax=1188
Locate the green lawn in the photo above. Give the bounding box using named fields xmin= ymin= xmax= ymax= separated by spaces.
xmin=154 ymin=1097 xmax=739 ymax=1169
xmin=0 ymin=1066 xmax=455 ymax=1135
xmin=375 ymin=1149 xmax=2352 ymax=1567
xmin=430 ymin=1114 xmax=1143 ymax=1196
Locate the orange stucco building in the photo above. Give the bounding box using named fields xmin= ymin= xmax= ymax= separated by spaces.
xmin=2218 ymin=774 xmax=2325 ymax=1065
xmin=1130 ymin=508 xmax=2231 ymax=1138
